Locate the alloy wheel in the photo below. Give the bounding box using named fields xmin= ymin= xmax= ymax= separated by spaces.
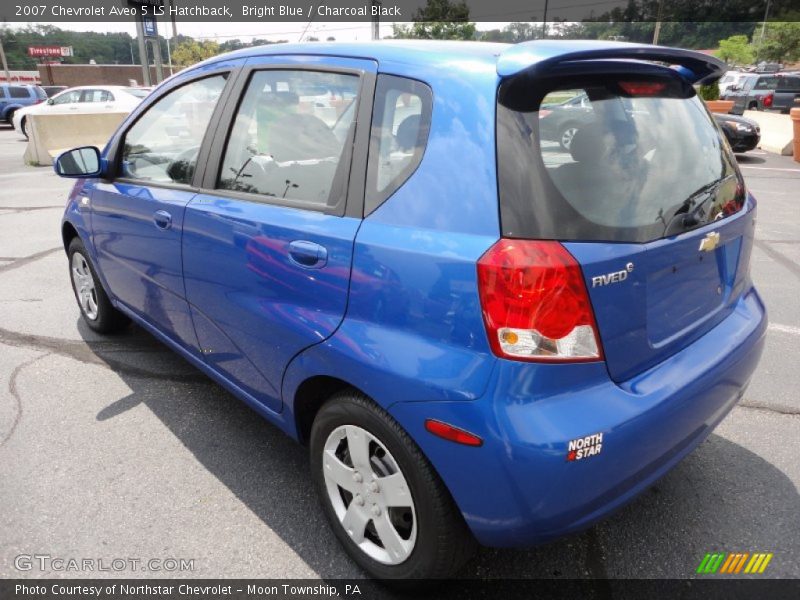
xmin=71 ymin=252 xmax=99 ymax=320
xmin=322 ymin=424 xmax=417 ymax=565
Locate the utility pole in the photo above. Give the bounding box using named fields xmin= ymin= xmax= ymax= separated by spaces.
xmin=652 ymin=0 xmax=664 ymax=44
xmin=542 ymin=0 xmax=549 ymax=39
xmin=169 ymin=0 xmax=178 ymax=38
xmin=755 ymin=0 xmax=772 ymax=63
xmin=371 ymin=1 xmax=381 ymax=40
xmin=0 ymin=36 xmax=11 ymax=83
xmin=135 ymin=17 xmax=151 ymax=86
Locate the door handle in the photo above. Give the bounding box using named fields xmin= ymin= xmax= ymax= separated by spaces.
xmin=153 ymin=210 xmax=172 ymax=230
xmin=288 ymin=240 xmax=328 ymax=269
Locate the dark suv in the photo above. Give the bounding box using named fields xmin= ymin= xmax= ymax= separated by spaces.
xmin=0 ymin=83 xmax=47 ymax=124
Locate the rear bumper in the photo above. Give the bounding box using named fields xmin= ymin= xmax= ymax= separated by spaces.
xmin=389 ymin=287 xmax=766 ymax=547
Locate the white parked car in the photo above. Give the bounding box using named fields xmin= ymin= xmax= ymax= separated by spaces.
xmin=718 ymin=71 xmax=748 ymax=96
xmin=12 ymin=85 xmax=150 ymax=138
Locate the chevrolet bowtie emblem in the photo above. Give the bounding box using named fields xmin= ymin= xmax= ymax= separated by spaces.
xmin=699 ymin=231 xmax=721 ymax=252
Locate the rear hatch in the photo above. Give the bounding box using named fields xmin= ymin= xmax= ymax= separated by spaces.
xmin=496 ymin=47 xmax=754 ymax=382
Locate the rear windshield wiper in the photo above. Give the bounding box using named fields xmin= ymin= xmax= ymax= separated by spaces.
xmin=662 ymin=175 xmax=735 ymax=235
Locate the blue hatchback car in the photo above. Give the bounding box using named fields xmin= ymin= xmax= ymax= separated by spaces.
xmin=56 ymin=40 xmax=767 ymax=579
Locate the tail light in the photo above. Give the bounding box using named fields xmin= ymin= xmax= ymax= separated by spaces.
xmin=763 ymin=93 xmax=773 ymax=108
xmin=477 ymin=239 xmax=603 ymax=362
xmin=539 ymin=109 xmax=552 ymax=119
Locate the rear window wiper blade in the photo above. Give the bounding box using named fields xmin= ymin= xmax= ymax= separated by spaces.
xmin=662 ymin=175 xmax=734 ymax=235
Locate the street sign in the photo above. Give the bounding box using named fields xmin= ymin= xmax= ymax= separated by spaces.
xmin=27 ymin=46 xmax=73 ymax=58
xmin=142 ymin=15 xmax=158 ymax=37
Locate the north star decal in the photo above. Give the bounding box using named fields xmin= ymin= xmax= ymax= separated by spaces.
xmin=567 ymin=432 xmax=603 ymax=461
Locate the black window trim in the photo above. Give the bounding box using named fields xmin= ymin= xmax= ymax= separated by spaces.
xmin=364 ymin=74 xmax=433 ymax=217
xmin=105 ymin=66 xmax=242 ymax=193
xmin=200 ymin=59 xmax=377 ymax=219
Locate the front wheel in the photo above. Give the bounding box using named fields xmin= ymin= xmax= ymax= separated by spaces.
xmin=68 ymin=237 xmax=129 ymax=334
xmin=21 ymin=116 xmax=29 ymax=138
xmin=310 ymin=391 xmax=476 ymax=580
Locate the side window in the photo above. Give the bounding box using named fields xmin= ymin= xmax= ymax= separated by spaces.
xmin=9 ymin=86 xmax=30 ymax=99
xmin=365 ymin=75 xmax=432 ymax=215
xmin=0 ymin=87 xmax=6 ymax=99
xmin=121 ymin=74 xmax=227 ymax=185
xmin=217 ymin=69 xmax=360 ymax=210
xmin=82 ymin=89 xmax=113 ymax=102
xmin=53 ymin=90 xmax=82 ymax=105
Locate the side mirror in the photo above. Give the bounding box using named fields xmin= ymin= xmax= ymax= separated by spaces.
xmin=47 ymin=98 xmax=54 ymax=105
xmin=54 ymin=146 xmax=102 ymax=178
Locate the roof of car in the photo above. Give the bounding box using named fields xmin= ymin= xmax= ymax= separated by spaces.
xmin=208 ymin=40 xmax=508 ymax=68
xmin=199 ymin=39 xmax=724 ymax=83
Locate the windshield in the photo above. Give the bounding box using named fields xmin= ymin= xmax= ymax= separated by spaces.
xmin=496 ymin=73 xmax=744 ymax=243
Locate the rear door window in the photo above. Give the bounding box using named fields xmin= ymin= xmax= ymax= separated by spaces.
xmin=8 ymin=86 xmax=30 ymax=99
xmin=497 ymin=74 xmax=743 ymax=243
xmin=754 ymin=77 xmax=779 ymax=90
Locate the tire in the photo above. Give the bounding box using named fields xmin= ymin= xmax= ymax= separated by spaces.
xmin=21 ymin=116 xmax=28 ymax=139
xmin=67 ymin=237 xmax=129 ymax=334
xmin=310 ymin=391 xmax=476 ymax=581
xmin=558 ymin=123 xmax=579 ymax=151
xmin=6 ymin=108 xmax=16 ymax=126
xmin=748 ymin=102 xmax=759 ymax=111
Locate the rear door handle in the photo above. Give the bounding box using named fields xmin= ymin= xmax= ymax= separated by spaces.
xmin=153 ymin=210 xmax=172 ymax=230
xmin=288 ymin=240 xmax=327 ymax=269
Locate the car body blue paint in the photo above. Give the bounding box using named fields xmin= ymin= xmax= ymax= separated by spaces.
xmin=60 ymin=40 xmax=766 ymax=548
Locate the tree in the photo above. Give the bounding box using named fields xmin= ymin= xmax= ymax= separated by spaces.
xmin=716 ymin=34 xmax=754 ymax=65
xmin=392 ymin=0 xmax=476 ymax=41
xmin=756 ymin=22 xmax=800 ymax=63
xmin=480 ymin=22 xmax=542 ymax=43
xmin=171 ymin=39 xmax=221 ymax=67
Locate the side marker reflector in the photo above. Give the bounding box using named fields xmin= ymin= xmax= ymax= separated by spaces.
xmin=424 ymin=419 xmax=483 ymax=447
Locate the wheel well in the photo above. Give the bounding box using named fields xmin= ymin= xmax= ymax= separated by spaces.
xmin=62 ymin=222 xmax=79 ymax=252
xmin=293 ymin=376 xmax=360 ymax=445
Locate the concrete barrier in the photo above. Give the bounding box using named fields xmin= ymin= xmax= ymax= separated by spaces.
xmin=24 ymin=111 xmax=129 ymax=166
xmin=742 ymin=110 xmax=794 ymax=156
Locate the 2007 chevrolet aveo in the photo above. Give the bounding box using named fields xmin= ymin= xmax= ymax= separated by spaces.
xmin=56 ymin=40 xmax=766 ymax=579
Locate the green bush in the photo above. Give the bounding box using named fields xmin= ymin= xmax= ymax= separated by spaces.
xmin=698 ymin=81 xmax=720 ymax=101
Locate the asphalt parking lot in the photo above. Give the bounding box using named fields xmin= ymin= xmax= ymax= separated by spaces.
xmin=0 ymin=123 xmax=798 ymax=582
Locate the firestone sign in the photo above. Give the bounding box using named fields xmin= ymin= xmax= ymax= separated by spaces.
xmin=27 ymin=46 xmax=74 ymax=58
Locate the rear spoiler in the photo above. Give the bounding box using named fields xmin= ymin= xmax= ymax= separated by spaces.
xmin=497 ymin=40 xmax=726 ymax=85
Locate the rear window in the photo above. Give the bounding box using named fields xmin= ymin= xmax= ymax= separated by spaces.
xmin=33 ymin=86 xmax=47 ymax=99
xmin=497 ymin=73 xmax=744 ymax=243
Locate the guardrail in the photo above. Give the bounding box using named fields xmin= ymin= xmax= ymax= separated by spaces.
xmin=24 ymin=112 xmax=128 ymax=166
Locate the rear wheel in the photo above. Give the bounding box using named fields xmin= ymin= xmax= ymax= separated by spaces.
xmin=748 ymin=101 xmax=759 ymax=111
xmin=68 ymin=237 xmax=129 ymax=334
xmin=21 ymin=116 xmax=28 ymax=138
xmin=6 ymin=108 xmax=16 ymax=126
xmin=310 ymin=391 xmax=476 ymax=580
xmin=558 ymin=124 xmax=579 ymax=151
